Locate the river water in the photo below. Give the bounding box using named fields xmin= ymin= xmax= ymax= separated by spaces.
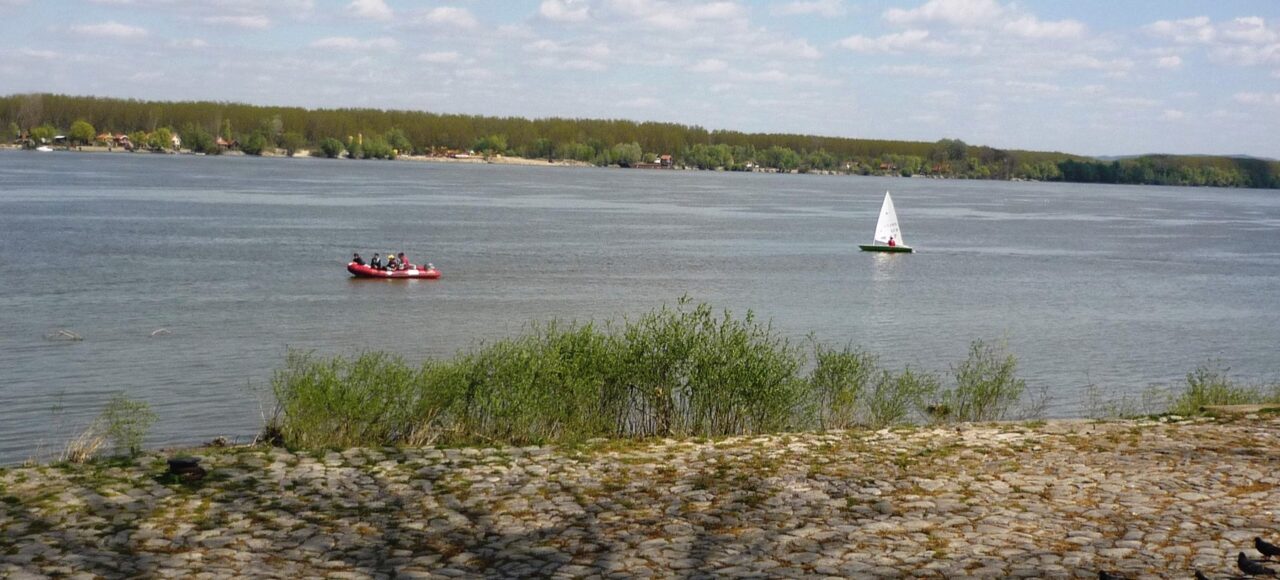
xmin=2 ymin=151 xmax=1278 ymax=464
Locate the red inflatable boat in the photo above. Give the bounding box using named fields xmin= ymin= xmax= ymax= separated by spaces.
xmin=347 ymin=262 xmax=441 ymax=279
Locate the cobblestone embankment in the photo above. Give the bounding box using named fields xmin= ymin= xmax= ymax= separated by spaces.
xmin=2 ymin=417 xmax=1278 ymax=579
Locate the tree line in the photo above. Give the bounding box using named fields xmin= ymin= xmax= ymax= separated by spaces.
xmin=3 ymin=93 xmax=1276 ymax=188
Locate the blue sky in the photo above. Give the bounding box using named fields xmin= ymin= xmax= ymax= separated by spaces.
xmin=2 ymin=0 xmax=1278 ymax=158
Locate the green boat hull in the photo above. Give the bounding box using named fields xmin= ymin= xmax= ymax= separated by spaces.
xmin=859 ymin=244 xmax=913 ymax=253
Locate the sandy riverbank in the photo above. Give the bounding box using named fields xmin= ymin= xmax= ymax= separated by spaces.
xmin=2 ymin=416 xmax=1278 ymax=578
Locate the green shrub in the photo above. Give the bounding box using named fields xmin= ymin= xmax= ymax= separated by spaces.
xmin=100 ymin=393 xmax=157 ymax=457
xmin=269 ymin=351 xmax=443 ymax=449
xmin=934 ymin=340 xmax=1026 ymax=422
xmin=609 ymin=299 xmax=804 ymax=438
xmin=447 ymin=321 xmax=615 ymax=445
xmin=809 ymin=344 xmax=878 ymax=429
xmin=862 ymin=367 xmax=940 ymax=428
xmin=317 ymin=137 xmax=345 ymax=158
xmin=1168 ymin=361 xmax=1264 ymax=416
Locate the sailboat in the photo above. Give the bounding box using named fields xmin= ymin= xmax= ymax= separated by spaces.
xmin=858 ymin=191 xmax=913 ymax=253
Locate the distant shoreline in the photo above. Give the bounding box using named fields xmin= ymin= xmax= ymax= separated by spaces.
xmin=0 ymin=144 xmax=891 ymax=177
xmin=0 ymin=143 xmax=601 ymax=169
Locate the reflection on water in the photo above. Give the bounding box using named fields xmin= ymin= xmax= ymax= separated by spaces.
xmin=1 ymin=151 xmax=1279 ymax=464
xmin=870 ymin=252 xmax=905 ymax=283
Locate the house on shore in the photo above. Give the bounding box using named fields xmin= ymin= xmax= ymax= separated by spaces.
xmin=634 ymin=154 xmax=675 ymax=169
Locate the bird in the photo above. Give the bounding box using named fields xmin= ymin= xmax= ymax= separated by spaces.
xmin=1258 ymin=537 xmax=1280 ymax=560
xmin=1239 ymin=552 xmax=1278 ymax=576
xmin=1194 ymin=570 xmax=1209 ymax=580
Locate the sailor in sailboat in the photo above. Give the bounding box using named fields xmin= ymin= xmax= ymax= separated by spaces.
xmin=858 ymin=191 xmax=913 ymax=253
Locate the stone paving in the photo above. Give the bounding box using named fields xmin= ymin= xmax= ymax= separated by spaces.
xmin=2 ymin=416 xmax=1279 ymax=579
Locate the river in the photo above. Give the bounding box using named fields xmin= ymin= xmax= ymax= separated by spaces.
xmin=2 ymin=151 xmax=1278 ymax=464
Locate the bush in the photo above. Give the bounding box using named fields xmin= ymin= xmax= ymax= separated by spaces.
xmin=863 ymin=367 xmax=940 ymax=428
xmin=269 ymin=351 xmax=442 ymax=449
xmin=280 ymin=131 xmax=306 ymax=156
xmin=263 ymin=302 xmax=1074 ymax=451
xmin=100 ymin=393 xmax=157 ymax=457
xmin=240 ymin=132 xmax=268 ymax=155
xmin=809 ymin=344 xmax=878 ymax=429
xmin=1168 ymin=361 xmax=1266 ymax=416
xmin=933 ymin=340 xmax=1026 ymax=422
xmin=318 ymin=137 xmax=344 ymax=158
xmin=183 ymin=127 xmax=216 ymax=154
xmin=267 ymin=299 xmax=809 ymax=448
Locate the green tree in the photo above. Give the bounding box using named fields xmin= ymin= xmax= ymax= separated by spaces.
xmin=385 ymin=128 xmax=412 ymax=155
xmin=280 ymin=131 xmax=306 ymax=156
xmin=363 ymin=135 xmax=393 ymax=159
xmin=346 ymin=138 xmax=363 ymax=160
xmin=150 ymin=127 xmax=173 ymax=151
xmin=69 ymin=119 xmax=95 ymax=146
xmin=182 ymin=126 xmax=216 ymax=154
xmin=30 ymin=124 xmax=57 ymax=145
xmin=127 ymin=130 xmax=147 ymax=151
xmin=932 ymin=138 xmax=968 ymax=162
xmin=7 ymin=122 xmax=19 ymax=140
xmin=240 ymin=132 xmax=268 ymax=155
xmin=526 ymin=137 xmax=554 ymax=159
xmin=611 ymin=142 xmax=643 ymax=167
xmin=473 ymin=134 xmax=508 ymax=155
xmin=318 ymin=137 xmax=345 ymax=158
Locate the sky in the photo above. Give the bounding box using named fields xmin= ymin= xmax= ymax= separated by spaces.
xmin=1 ymin=0 xmax=1278 ymax=158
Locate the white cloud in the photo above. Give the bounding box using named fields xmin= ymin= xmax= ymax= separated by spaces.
xmin=1058 ymin=54 xmax=1134 ymax=74
xmin=204 ymin=15 xmax=271 ymax=29
xmin=1147 ymin=16 xmax=1280 ymax=68
xmin=1162 ymin=109 xmax=1185 ymax=120
xmin=419 ymin=6 xmax=477 ymax=29
xmin=524 ymin=39 xmax=610 ymax=70
xmin=884 ymin=0 xmax=1004 ymax=28
xmin=873 ymin=64 xmax=951 ymax=77
xmin=18 ymin=48 xmax=58 ymax=59
xmin=838 ymin=29 xmax=964 ymax=55
xmin=771 ymin=0 xmax=845 ymax=17
xmin=310 ymin=36 xmax=399 ymax=51
xmin=1233 ymin=92 xmax=1266 ymax=104
xmin=607 ymin=0 xmax=745 ymax=31
xmin=1004 ymin=80 xmax=1058 ymax=94
xmin=417 ymin=51 xmax=461 ymax=64
xmin=534 ymin=57 xmax=606 ymax=71
xmin=540 ymin=0 xmax=589 ymax=23
xmin=756 ymin=39 xmax=821 ymax=60
xmin=1220 ymin=16 xmax=1277 ymax=45
xmin=1156 ymin=55 xmax=1182 ymax=69
xmin=729 ymin=69 xmax=792 ymax=83
xmin=69 ymin=21 xmax=148 ymax=39
xmin=170 ymin=38 xmax=209 ymax=49
xmin=348 ymin=0 xmax=392 ymax=21
xmin=688 ymin=58 xmax=728 ymax=73
xmin=1002 ymin=16 xmax=1084 ymax=40
xmin=1145 ymin=16 xmax=1215 ymax=44
xmin=1107 ymin=97 xmax=1160 ymax=108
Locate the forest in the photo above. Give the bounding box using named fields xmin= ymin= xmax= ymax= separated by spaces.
xmin=3 ymin=93 xmax=1277 ymax=189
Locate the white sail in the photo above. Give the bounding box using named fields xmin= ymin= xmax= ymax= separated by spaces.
xmin=872 ymin=191 xmax=904 ymax=245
